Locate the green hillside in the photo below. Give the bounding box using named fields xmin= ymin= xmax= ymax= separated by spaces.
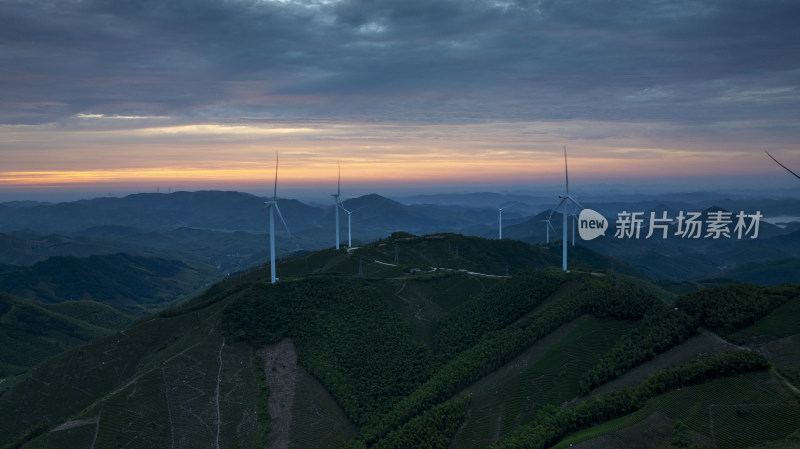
xmin=0 ymin=252 xmax=211 ymax=375
xmin=43 ymin=300 xmax=134 ymax=330
xmin=0 ymin=293 xmax=131 ymax=376
xmin=718 ymin=258 xmax=800 ymax=286
xmin=0 ymin=234 xmax=797 ymax=449
xmin=0 ymin=253 xmax=213 ymax=314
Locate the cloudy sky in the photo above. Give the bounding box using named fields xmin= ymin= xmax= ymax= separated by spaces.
xmin=1 ymin=0 xmax=799 ymax=200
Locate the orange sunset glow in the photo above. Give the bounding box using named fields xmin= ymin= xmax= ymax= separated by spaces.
xmin=2 ymin=118 xmax=795 ymax=200
xmin=0 ymin=0 xmax=798 ymax=202
xmin=0 ymin=150 xmax=782 ymax=189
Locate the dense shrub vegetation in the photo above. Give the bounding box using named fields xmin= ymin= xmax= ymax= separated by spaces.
xmin=0 ymin=424 xmax=49 ymax=449
xmin=676 ymin=283 xmax=796 ymax=334
xmin=358 ymin=274 xmax=665 ymax=444
xmin=579 ymin=283 xmax=800 ymax=394
xmin=434 ymin=270 xmax=569 ymax=357
xmin=492 ymin=351 xmax=770 ymax=449
xmin=223 ymin=277 xmax=436 ymax=428
xmin=0 ymin=254 xmax=190 ymax=307
xmin=578 ymin=308 xmax=699 ymax=393
xmin=222 ymin=270 xmax=796 ymax=448
xmin=369 ymin=394 xmax=471 ymax=449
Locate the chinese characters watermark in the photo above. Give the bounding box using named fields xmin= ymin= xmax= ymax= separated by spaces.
xmin=610 ymin=210 xmax=762 ymax=240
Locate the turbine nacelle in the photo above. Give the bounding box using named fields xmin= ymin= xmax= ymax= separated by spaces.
xmin=342 ymin=205 xmax=363 ymax=216
xmin=556 ymin=194 xmax=583 ymax=210
xmin=264 ymin=199 xmax=290 ymax=231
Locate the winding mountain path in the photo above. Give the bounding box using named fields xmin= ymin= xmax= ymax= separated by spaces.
xmin=216 ymin=337 xmax=225 ymax=449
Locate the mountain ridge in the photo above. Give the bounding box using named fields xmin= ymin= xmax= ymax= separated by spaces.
xmin=0 ymin=235 xmax=797 ymax=448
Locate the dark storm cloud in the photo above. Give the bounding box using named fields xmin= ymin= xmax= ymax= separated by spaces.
xmin=1 ymin=0 xmax=798 ymax=125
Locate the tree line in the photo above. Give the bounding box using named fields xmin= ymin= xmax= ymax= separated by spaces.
xmin=492 ymin=351 xmax=770 ymax=449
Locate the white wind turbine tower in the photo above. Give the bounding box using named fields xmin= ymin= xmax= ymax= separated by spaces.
xmin=548 ymin=146 xmax=583 ymax=271
xmin=497 ymin=205 xmax=512 ymax=239
xmin=541 ymin=218 xmax=556 ymax=243
xmin=332 ymin=162 xmax=343 ymax=249
xmin=264 ymin=153 xmax=291 ymax=284
xmin=340 ymin=204 xmax=362 ymax=248
xmin=344 ymin=206 xmax=353 ymax=247
xmin=570 ymin=213 xmax=577 ymax=246
xmin=766 ymin=151 xmax=800 ymax=180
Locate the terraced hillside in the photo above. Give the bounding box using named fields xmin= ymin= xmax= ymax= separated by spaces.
xmin=0 ymin=234 xmax=797 ymax=449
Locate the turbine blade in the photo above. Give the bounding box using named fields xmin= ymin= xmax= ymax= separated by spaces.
xmin=273 ymin=152 xmax=279 ymax=201
xmin=548 ymin=199 xmax=564 ymax=221
xmin=563 ymin=146 xmax=569 ymax=195
xmin=338 ymin=161 xmax=341 ymax=196
xmin=274 ymin=203 xmax=290 ymax=235
xmin=565 ymin=194 xmax=583 ymax=210
xmin=766 ymin=151 xmax=800 ymax=180
xmin=547 ymin=197 xmax=567 ymax=225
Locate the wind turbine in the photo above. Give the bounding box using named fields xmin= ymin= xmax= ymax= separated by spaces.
xmin=548 ymin=146 xmax=583 ymax=271
xmin=497 ymin=205 xmax=512 ymax=239
xmin=332 ymin=162 xmax=342 ymax=249
xmin=264 ymin=153 xmax=290 ymax=284
xmin=541 ymin=218 xmax=556 ymax=243
xmin=340 ymin=204 xmax=363 ymax=248
xmin=765 ymin=151 xmax=800 ymax=180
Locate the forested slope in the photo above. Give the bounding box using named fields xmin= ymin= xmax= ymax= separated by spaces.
xmin=0 ymin=235 xmax=797 ymax=449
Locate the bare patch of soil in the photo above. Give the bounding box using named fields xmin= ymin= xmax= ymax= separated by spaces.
xmin=50 ymin=416 xmax=99 ymax=432
xmin=257 ymin=339 xmax=298 ymax=449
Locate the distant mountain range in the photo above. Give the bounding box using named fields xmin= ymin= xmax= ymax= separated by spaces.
xmin=2 ymin=190 xmax=799 ymax=283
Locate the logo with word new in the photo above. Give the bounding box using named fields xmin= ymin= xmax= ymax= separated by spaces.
xmin=575 ymin=209 xmax=763 ymax=240
xmin=578 ymin=209 xmax=608 ymax=241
